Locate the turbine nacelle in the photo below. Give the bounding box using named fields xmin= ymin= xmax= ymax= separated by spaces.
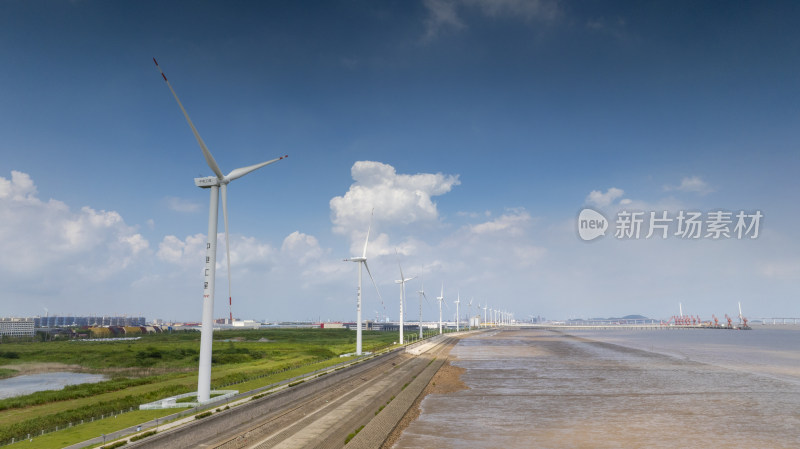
xmin=195 ymin=176 xmax=220 ymax=188
xmin=194 ymin=155 xmax=289 ymax=189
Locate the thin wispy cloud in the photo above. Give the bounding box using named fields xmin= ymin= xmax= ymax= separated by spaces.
xmin=164 ymin=196 xmax=202 ymax=213
xmin=663 ymin=176 xmax=713 ymax=195
xmin=422 ymin=0 xmax=465 ymax=41
xmin=586 ymin=187 xmax=625 ymax=208
xmin=422 ymin=0 xmax=560 ymax=41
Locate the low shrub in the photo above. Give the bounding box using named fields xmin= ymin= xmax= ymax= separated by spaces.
xmin=129 ymin=430 xmax=156 ymax=442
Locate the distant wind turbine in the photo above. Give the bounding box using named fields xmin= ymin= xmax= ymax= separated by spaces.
xmin=467 ymin=298 xmax=473 ymax=330
xmin=394 ymin=252 xmax=415 ymax=345
xmin=437 ymin=284 xmax=447 ymax=334
xmin=155 ymin=58 xmax=287 ymax=403
xmin=454 ymin=293 xmax=461 ymax=332
xmin=417 ymin=272 xmax=430 ymax=340
xmin=344 ymin=210 xmax=383 ymax=355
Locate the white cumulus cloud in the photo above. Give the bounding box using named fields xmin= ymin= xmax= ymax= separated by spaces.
xmin=0 ymin=170 xmax=149 ymax=280
xmin=330 ymin=161 xmax=460 ymax=238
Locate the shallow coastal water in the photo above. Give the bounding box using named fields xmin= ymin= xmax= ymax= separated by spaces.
xmin=392 ymin=328 xmax=800 ymax=448
xmin=0 ymin=372 xmax=108 ymax=399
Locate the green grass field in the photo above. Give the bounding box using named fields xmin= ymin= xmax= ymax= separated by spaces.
xmin=0 ymin=328 xmax=399 ymax=447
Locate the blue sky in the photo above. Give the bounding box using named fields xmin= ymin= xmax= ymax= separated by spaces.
xmin=1 ymin=0 xmax=798 ymax=322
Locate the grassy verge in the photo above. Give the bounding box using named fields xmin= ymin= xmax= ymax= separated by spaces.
xmin=0 ymin=328 xmax=397 ymax=447
xmin=3 ymin=409 xmax=173 ymax=449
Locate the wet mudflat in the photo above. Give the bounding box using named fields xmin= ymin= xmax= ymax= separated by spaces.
xmin=392 ymin=329 xmax=800 ymax=448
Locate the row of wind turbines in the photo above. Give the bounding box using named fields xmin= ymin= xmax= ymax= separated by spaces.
xmin=154 ymin=59 xmax=513 ymax=403
xmin=344 ymin=214 xmax=515 ymax=355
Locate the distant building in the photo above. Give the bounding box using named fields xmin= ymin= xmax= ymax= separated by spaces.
xmin=33 ymin=316 xmax=145 ymax=327
xmin=231 ymin=320 xmax=260 ymax=328
xmin=0 ymin=318 xmax=35 ymax=338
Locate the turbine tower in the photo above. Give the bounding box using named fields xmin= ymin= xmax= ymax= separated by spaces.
xmin=155 ymin=59 xmax=287 ymax=403
xmin=394 ymin=254 xmax=415 ymax=345
xmin=344 ymin=210 xmax=382 ymax=355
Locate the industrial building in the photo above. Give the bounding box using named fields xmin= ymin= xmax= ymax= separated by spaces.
xmin=0 ymin=318 xmax=35 ymax=338
xmin=33 ymin=316 xmax=146 ymax=327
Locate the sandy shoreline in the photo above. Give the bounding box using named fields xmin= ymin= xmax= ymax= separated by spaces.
xmin=382 ymin=359 xmax=469 ymax=448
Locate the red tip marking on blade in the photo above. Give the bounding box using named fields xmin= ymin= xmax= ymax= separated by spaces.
xmin=153 ymin=57 xmax=158 ymax=66
xmin=285 ymin=155 xmax=289 ymax=158
xmin=162 ymin=73 xmax=167 ymax=82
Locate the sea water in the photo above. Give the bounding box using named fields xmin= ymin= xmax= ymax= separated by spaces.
xmin=392 ymin=327 xmax=800 ymax=448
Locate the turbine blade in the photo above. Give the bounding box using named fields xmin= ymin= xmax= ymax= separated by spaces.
xmin=153 ymin=58 xmax=224 ymax=180
xmin=364 ymin=260 xmax=384 ymax=308
xmin=222 ymin=184 xmax=232 ymax=320
xmin=362 ymin=209 xmax=374 ymax=259
xmin=225 ymin=155 xmax=288 ymax=182
xmin=396 ymin=250 xmax=404 ymax=281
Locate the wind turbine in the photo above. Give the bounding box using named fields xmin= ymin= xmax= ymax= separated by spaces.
xmin=436 ymin=284 xmax=447 ymax=334
xmin=417 ymin=273 xmax=430 ymax=340
xmin=467 ymin=298 xmax=473 ymax=330
xmin=454 ymin=293 xmax=461 ymax=332
xmin=394 ymin=253 xmax=415 ymax=345
xmin=155 ymin=58 xmax=287 ymax=403
xmin=344 ymin=210 xmax=383 ymax=356
xmin=481 ymin=303 xmax=488 ymax=328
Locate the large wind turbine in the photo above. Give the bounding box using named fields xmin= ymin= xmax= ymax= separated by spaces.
xmin=344 ymin=211 xmax=382 ymax=355
xmin=394 ymin=254 xmax=415 ymax=345
xmin=155 ymin=58 xmax=287 ymax=403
